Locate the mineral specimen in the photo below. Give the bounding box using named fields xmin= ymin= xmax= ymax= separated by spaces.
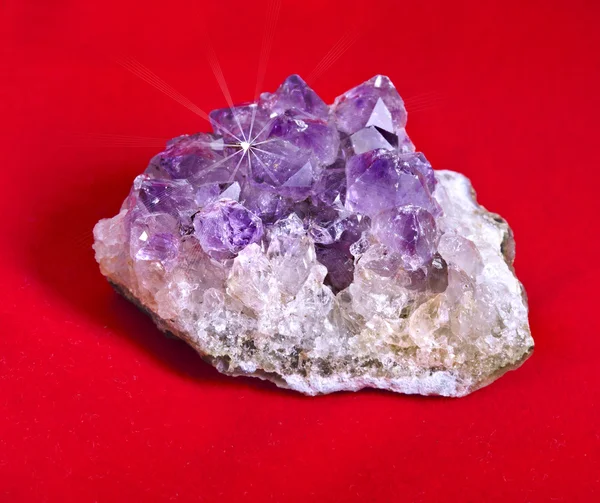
xmin=93 ymin=74 xmax=533 ymax=396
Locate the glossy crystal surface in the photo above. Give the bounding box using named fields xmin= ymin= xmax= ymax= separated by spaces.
xmin=93 ymin=74 xmax=533 ymax=396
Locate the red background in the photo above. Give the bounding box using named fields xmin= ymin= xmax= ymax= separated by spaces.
xmin=1 ymin=0 xmax=599 ymax=501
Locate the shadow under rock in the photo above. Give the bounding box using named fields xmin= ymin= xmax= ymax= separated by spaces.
xmin=27 ymin=164 xmax=289 ymax=395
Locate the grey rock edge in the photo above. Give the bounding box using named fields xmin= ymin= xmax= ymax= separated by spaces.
xmin=94 ymin=171 xmax=533 ymax=397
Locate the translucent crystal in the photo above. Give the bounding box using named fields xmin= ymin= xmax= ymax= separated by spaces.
xmin=260 ymin=74 xmax=329 ymax=120
xmin=371 ymin=205 xmax=438 ymax=271
xmin=345 ymin=150 xmax=439 ymax=217
xmin=267 ymin=113 xmax=339 ymax=165
xmin=332 ymin=75 xmax=407 ymax=135
xmin=93 ymin=74 xmax=533 ymax=397
xmin=193 ymin=199 xmax=263 ymax=259
xmin=350 ymin=126 xmax=395 ymax=154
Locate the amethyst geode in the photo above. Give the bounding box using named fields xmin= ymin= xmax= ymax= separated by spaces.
xmin=93 ymin=75 xmax=533 ymax=396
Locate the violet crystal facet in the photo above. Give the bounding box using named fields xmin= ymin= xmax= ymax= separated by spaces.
xmin=94 ymin=74 xmax=533 ymax=396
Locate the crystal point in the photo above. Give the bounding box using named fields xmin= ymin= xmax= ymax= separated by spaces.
xmin=261 ymin=74 xmax=329 ymax=120
xmin=332 ymin=75 xmax=407 ymax=135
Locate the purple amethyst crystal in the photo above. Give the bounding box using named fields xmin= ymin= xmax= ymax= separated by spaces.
xmin=94 ymin=72 xmax=534 ymax=398
xmin=193 ymin=199 xmax=263 ymax=259
xmin=112 ymin=75 xmax=448 ymax=292
xmin=345 ymin=150 xmax=439 ymax=218
xmin=150 ymin=133 xmax=225 ymax=180
xmin=260 ymin=74 xmax=329 ymax=120
xmin=239 ymin=181 xmax=292 ymax=224
xmin=249 ymin=139 xmax=320 ymax=201
xmin=332 ymin=75 xmax=407 ymax=135
xmin=372 ymin=205 xmax=439 ymax=271
xmin=136 ymin=233 xmax=179 ymax=263
xmin=209 ymin=103 xmax=270 ymax=143
xmin=136 ymin=177 xmax=197 ymax=216
xmin=267 ymin=113 xmax=339 ymax=165
xmin=313 ymin=163 xmax=346 ymax=207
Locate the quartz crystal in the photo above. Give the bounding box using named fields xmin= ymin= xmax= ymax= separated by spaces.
xmin=93 ymin=74 xmax=533 ymax=396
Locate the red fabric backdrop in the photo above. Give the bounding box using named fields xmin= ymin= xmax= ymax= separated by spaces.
xmin=1 ymin=0 xmax=599 ymax=501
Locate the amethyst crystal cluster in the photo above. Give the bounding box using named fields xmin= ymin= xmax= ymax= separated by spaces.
xmin=94 ymin=75 xmax=533 ymax=396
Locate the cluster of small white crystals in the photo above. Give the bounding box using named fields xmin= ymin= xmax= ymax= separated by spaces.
xmin=93 ymin=169 xmax=532 ymax=396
